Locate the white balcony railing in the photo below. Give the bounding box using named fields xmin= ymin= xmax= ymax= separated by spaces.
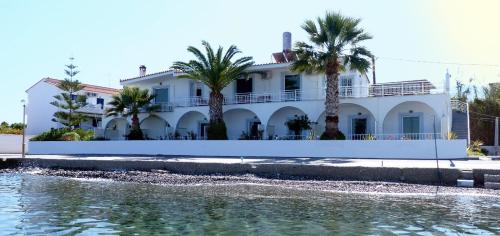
xmin=349 ymin=133 xmax=443 ymax=140
xmin=272 ymin=133 xmax=443 ymax=140
xmin=166 ymin=82 xmax=444 ymax=108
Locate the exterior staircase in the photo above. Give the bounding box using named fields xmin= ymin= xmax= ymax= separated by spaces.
xmin=484 ymin=174 xmax=500 ymax=190
xmin=451 ymin=110 xmax=469 ymax=140
xmin=456 ymin=169 xmax=474 ymax=188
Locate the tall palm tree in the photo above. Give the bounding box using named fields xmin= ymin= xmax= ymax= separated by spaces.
xmin=172 ymin=41 xmax=254 ymax=140
xmin=291 ymin=12 xmax=373 ymax=139
xmin=105 ymin=86 xmax=159 ymax=140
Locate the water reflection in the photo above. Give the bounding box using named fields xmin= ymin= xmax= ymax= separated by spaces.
xmin=0 ymin=173 xmax=499 ymax=235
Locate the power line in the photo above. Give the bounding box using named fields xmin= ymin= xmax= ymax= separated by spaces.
xmin=377 ymin=57 xmax=500 ymax=68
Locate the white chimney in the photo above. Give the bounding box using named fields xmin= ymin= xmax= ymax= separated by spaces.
xmin=139 ymin=65 xmax=146 ymax=76
xmin=445 ymin=69 xmax=451 ymax=94
xmin=283 ymin=32 xmax=292 ymax=52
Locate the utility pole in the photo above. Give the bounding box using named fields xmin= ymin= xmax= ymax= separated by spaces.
xmin=495 ymin=117 xmax=499 ymax=147
xmin=21 ymin=99 xmax=26 ymax=158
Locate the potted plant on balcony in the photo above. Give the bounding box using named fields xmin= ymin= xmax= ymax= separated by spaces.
xmin=291 ymin=12 xmax=373 ymax=140
xmin=172 ymin=41 xmax=254 ymax=140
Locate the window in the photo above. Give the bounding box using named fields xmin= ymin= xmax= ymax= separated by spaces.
xmin=96 ymin=98 xmax=104 ymax=109
xmin=154 ymin=88 xmax=169 ymax=104
xmin=236 ymin=77 xmax=253 ymax=94
xmin=191 ymin=82 xmax=204 ymax=97
xmin=340 ymin=77 xmax=352 ymax=87
xmin=284 ymin=74 xmax=300 ymax=91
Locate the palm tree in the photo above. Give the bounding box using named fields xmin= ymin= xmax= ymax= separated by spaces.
xmin=105 ymin=87 xmax=159 ymax=140
xmin=172 ymin=41 xmax=254 ymax=140
xmin=291 ymin=12 xmax=373 ymax=139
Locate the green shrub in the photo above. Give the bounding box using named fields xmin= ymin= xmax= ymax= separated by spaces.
xmin=61 ymin=132 xmax=80 ymax=141
xmin=30 ymin=128 xmax=95 ymax=141
xmin=320 ymin=131 xmax=346 ymax=140
xmin=74 ymin=128 xmax=94 ymax=141
xmin=207 ymin=121 xmax=228 ymax=140
xmin=31 ymin=128 xmax=70 ymax=141
xmin=127 ymin=129 xmax=144 ymax=140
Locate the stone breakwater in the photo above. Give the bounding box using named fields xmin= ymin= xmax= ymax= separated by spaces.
xmin=1 ymin=168 xmax=499 ymax=196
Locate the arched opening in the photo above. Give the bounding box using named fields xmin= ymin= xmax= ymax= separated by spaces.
xmin=382 ymin=101 xmax=439 ymax=140
xmin=266 ymin=106 xmax=307 ymax=140
xmin=104 ymin=118 xmax=130 ymax=140
xmin=140 ymin=115 xmax=170 ymax=140
xmin=316 ymin=103 xmax=376 ymax=140
xmin=223 ymin=108 xmax=262 ymax=140
xmin=175 ymin=111 xmax=208 ymax=140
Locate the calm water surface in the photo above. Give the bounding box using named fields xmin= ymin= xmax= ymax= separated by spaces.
xmin=0 ymin=173 xmax=499 ymax=235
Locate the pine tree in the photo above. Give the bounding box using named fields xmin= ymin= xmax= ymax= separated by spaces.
xmin=50 ymin=58 xmax=88 ymax=129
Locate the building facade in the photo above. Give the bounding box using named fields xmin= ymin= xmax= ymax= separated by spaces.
xmin=101 ymin=61 xmax=459 ymax=141
xmin=25 ymin=78 xmax=119 ymax=135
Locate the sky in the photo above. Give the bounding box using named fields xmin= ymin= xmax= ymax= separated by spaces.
xmin=1 ymin=0 xmax=499 ymax=123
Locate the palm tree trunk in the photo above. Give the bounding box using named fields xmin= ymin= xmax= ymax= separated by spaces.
xmin=323 ymin=60 xmax=342 ymax=139
xmin=131 ymin=113 xmax=140 ymax=131
xmin=207 ymin=91 xmax=228 ymax=140
xmin=209 ymin=91 xmax=224 ymax=123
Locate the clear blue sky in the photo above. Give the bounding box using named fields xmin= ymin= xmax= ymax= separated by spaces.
xmin=1 ymin=0 xmax=499 ymax=123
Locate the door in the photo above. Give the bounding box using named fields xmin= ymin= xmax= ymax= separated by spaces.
xmin=199 ymin=122 xmax=208 ymax=140
xmin=351 ymin=118 xmax=367 ymax=140
xmin=249 ymin=121 xmax=261 ymax=139
xmin=402 ymin=116 xmax=420 ymax=139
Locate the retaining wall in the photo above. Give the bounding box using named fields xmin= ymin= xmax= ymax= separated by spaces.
xmin=0 ymin=135 xmax=23 ymax=154
xmin=28 ymin=139 xmax=467 ymax=159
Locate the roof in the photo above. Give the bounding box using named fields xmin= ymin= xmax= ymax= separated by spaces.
xmin=27 ymin=78 xmax=120 ymax=95
xmin=120 ymin=69 xmax=175 ymax=83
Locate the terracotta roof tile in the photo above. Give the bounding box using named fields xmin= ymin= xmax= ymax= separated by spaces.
xmin=44 ymin=78 xmax=119 ymax=95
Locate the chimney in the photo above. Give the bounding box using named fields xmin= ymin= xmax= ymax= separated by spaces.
xmin=282 ymin=32 xmax=292 ymax=52
xmin=139 ymin=65 xmax=146 ymax=76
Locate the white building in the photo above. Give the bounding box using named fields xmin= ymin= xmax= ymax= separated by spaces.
xmin=108 ymin=65 xmax=456 ymax=141
xmin=25 ymin=78 xmax=119 ymax=135
xmin=100 ymin=34 xmax=467 ymax=142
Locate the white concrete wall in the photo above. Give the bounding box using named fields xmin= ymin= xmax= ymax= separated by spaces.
xmin=0 ymin=135 xmax=23 ymax=153
xmin=26 ymin=82 xmax=60 ymax=135
xmin=28 ymin=139 xmax=467 ymax=159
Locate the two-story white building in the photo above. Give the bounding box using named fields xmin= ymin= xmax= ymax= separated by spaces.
xmin=100 ymin=33 xmax=467 ymax=142
xmin=26 ymin=78 xmax=119 ymax=135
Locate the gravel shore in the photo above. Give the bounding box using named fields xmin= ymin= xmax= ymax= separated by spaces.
xmin=2 ymin=167 xmax=499 ymax=196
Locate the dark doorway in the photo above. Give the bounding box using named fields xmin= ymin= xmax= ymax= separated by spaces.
xmin=249 ymin=121 xmax=261 ymax=139
xmin=352 ymin=118 xmax=367 ymax=139
xmin=236 ymin=78 xmax=253 ymax=94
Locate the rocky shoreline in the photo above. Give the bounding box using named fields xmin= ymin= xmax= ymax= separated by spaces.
xmin=2 ymin=167 xmax=500 ymax=196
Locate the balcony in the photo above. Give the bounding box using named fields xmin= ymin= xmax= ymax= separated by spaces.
xmin=168 ymin=81 xmax=443 ymax=108
xmin=140 ymin=103 xmax=174 ymax=113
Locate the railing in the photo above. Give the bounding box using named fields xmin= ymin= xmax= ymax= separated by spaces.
xmin=139 ymin=103 xmax=174 ymax=112
xmin=349 ymin=133 xmax=443 ymax=140
xmin=369 ymin=82 xmax=439 ymax=97
xmin=451 ymin=99 xmax=468 ymax=113
xmin=77 ymin=104 xmax=105 ymax=114
xmin=171 ymin=82 xmax=444 ymax=107
xmin=271 ymin=133 xmax=443 ymax=140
